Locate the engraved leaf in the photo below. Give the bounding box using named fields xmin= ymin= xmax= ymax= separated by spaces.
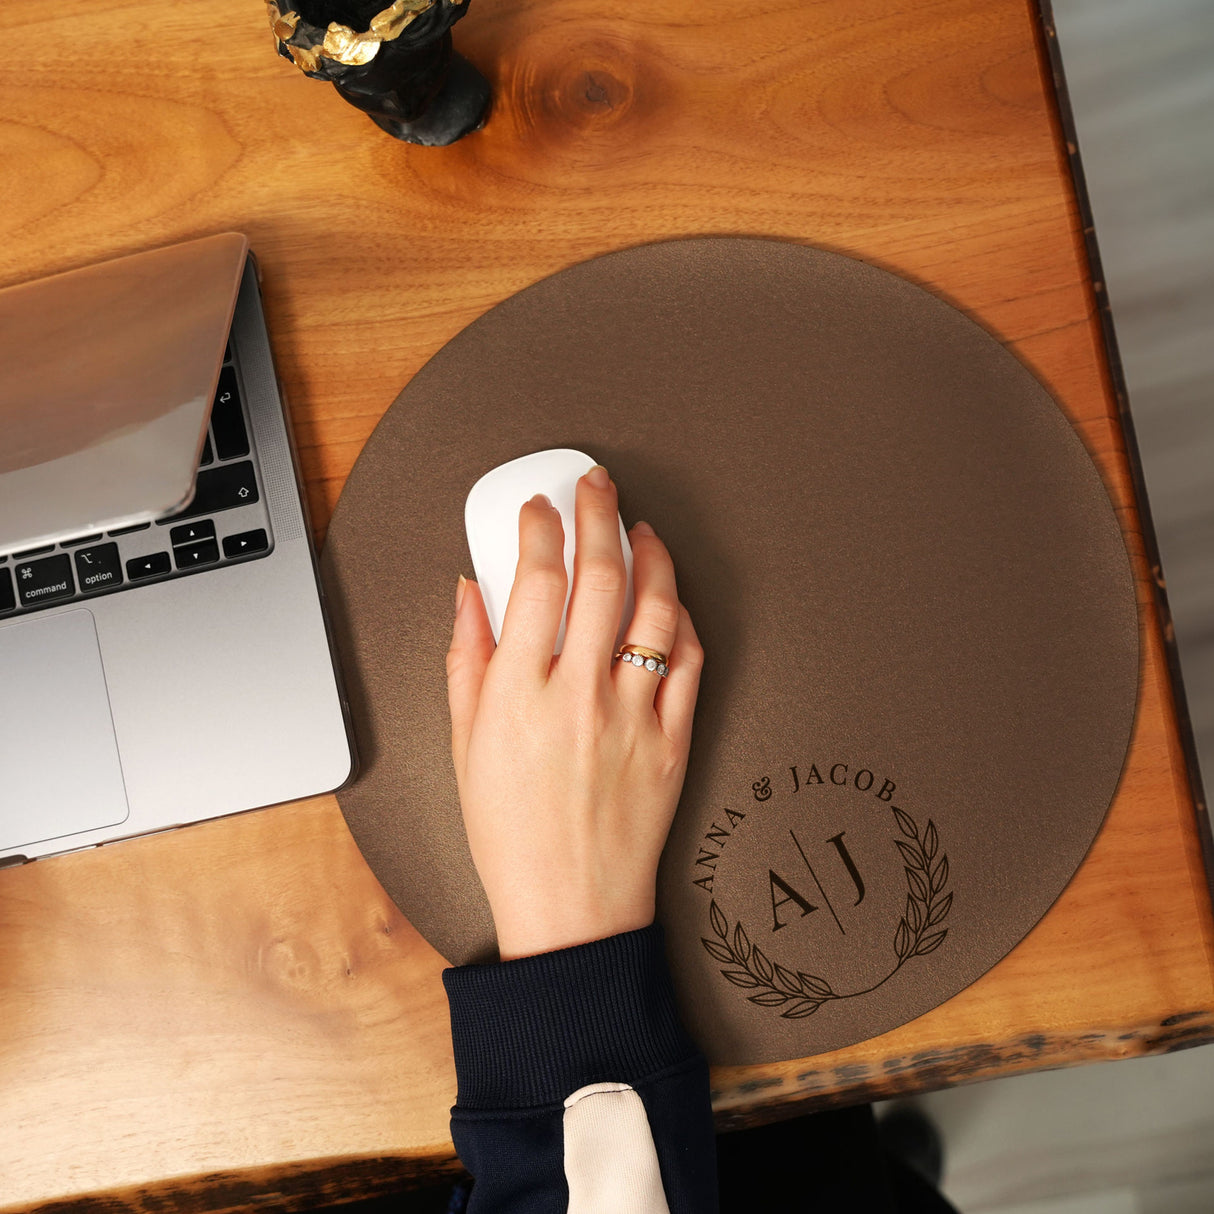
xmin=749 ymin=991 xmax=791 ymax=1007
xmin=906 ymin=866 xmax=930 ymax=901
xmin=782 ymin=999 xmax=822 ymax=1019
xmin=923 ymin=820 xmax=939 ymax=860
xmin=894 ymin=917 xmax=912 ymax=960
xmin=751 ymin=946 xmax=774 ymax=985
xmin=798 ymin=971 xmax=833 ymax=998
xmin=733 ymin=922 xmax=751 ymax=963
xmin=895 ymin=840 xmax=925 ymax=870
xmin=710 ymin=900 xmax=728 ymax=940
xmin=907 ymin=894 xmax=924 ymax=933
xmin=930 ymin=855 xmax=950 ymax=895
xmin=721 ymin=969 xmax=760 ymax=988
xmin=774 ymin=964 xmax=804 ymax=995
xmin=892 ymin=807 xmax=917 ymax=839
xmin=702 ymin=938 xmax=734 ymax=964
xmin=914 ymin=929 xmax=948 ymax=956
xmin=927 ymin=892 xmax=953 ymax=926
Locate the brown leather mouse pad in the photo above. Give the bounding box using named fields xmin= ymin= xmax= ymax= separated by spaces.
xmin=321 ymin=238 xmax=1138 ymax=1065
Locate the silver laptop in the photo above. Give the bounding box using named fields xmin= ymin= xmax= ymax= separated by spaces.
xmin=0 ymin=234 xmax=355 ymax=862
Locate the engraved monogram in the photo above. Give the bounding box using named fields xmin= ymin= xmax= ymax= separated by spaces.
xmin=695 ymin=763 xmax=953 ymax=1019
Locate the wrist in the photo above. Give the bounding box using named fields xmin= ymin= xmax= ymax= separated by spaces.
xmin=492 ymin=897 xmax=656 ymax=961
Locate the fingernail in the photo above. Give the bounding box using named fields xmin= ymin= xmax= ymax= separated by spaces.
xmin=632 ymin=520 xmax=655 ymax=536
xmin=528 ymin=492 xmax=553 ymax=508
xmin=586 ymin=464 xmax=609 ymax=488
xmin=455 ymin=574 xmax=467 ymax=612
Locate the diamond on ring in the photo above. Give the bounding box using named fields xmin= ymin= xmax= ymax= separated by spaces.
xmin=614 ymin=643 xmax=670 ymax=677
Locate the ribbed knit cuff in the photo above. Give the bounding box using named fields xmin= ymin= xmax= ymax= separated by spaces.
xmin=442 ymin=924 xmax=700 ymax=1111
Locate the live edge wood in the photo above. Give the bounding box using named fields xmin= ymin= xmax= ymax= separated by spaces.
xmin=2 ymin=0 xmax=1212 ymax=1210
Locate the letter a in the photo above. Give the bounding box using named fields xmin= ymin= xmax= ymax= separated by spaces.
xmin=770 ymin=870 xmax=816 ymax=932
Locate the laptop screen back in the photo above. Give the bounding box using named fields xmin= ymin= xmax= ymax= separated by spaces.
xmin=0 ymin=233 xmax=248 ymax=552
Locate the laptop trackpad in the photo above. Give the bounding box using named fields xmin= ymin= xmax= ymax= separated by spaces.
xmin=0 ymin=609 xmax=130 ymax=853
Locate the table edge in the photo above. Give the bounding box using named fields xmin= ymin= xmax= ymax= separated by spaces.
xmin=0 ymin=1152 xmax=465 ymax=1214
xmin=1032 ymin=0 xmax=1214 ymax=883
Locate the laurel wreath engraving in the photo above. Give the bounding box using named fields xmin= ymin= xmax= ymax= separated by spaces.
xmin=701 ymin=807 xmax=952 ymax=1019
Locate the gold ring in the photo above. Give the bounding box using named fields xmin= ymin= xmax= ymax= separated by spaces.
xmin=614 ymin=644 xmax=669 ymax=677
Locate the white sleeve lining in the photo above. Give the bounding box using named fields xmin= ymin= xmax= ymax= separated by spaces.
xmin=562 ymin=1082 xmax=672 ymax=1214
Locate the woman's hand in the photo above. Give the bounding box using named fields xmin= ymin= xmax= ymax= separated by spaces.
xmin=446 ymin=464 xmax=703 ymax=960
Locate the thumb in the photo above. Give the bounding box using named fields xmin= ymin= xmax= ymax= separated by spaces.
xmin=446 ymin=576 xmax=494 ymax=773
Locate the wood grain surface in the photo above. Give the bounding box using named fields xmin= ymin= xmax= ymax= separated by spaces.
xmin=1 ymin=0 xmax=1211 ymax=1209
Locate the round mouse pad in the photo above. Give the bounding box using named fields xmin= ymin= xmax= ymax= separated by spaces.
xmin=321 ymin=238 xmax=1138 ymax=1065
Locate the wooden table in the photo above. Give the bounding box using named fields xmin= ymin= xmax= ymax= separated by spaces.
xmin=3 ymin=0 xmax=1212 ymax=1209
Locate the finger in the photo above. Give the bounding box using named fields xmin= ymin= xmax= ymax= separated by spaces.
xmin=614 ymin=521 xmax=680 ymax=714
xmin=497 ymin=494 xmax=567 ymax=679
xmin=561 ymin=465 xmax=627 ymax=676
xmin=446 ymin=576 xmax=495 ymax=774
xmin=655 ymin=604 xmax=704 ymax=750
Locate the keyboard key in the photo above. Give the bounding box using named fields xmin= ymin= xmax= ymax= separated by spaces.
xmin=170 ymin=519 xmax=216 ymax=547
xmin=222 ymin=528 xmax=269 ymax=559
xmin=15 ymin=554 xmax=74 ymax=607
xmin=0 ymin=568 xmax=13 ymax=612
xmin=159 ymin=461 xmax=259 ymax=522
xmin=224 ymin=341 xmax=232 ymax=364
xmin=109 ymin=522 xmax=151 ymax=537
xmin=211 ymin=367 xmax=249 ymax=461
xmin=200 ymin=432 xmax=214 ymax=467
xmin=62 ymin=533 xmax=104 ymax=547
xmin=174 ymin=539 xmax=220 ymax=569
xmin=13 ymin=544 xmax=54 ymax=559
xmin=127 ymin=552 xmax=171 ymax=580
xmin=74 ymin=543 xmax=123 ymax=593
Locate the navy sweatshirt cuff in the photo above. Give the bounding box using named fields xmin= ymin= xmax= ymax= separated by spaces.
xmin=442 ymin=924 xmax=700 ymax=1110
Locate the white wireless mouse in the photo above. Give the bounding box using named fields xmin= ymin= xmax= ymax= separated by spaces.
xmin=465 ymin=449 xmax=635 ymax=652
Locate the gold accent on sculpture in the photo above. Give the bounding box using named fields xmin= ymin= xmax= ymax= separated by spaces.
xmin=371 ymin=0 xmax=436 ymax=37
xmin=268 ymin=4 xmax=300 ymax=41
xmin=322 ymin=23 xmax=382 ymax=66
xmin=269 ymin=0 xmax=437 ymax=71
xmin=287 ymin=43 xmax=322 ymax=73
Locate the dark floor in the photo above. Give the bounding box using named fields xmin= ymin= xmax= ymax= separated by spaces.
xmin=303 ymin=1105 xmax=956 ymax=1213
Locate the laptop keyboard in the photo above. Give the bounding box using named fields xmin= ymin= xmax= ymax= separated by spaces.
xmin=0 ymin=344 xmax=273 ymax=617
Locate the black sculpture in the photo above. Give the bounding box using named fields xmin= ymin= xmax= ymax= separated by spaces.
xmin=267 ymin=0 xmax=490 ymax=146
